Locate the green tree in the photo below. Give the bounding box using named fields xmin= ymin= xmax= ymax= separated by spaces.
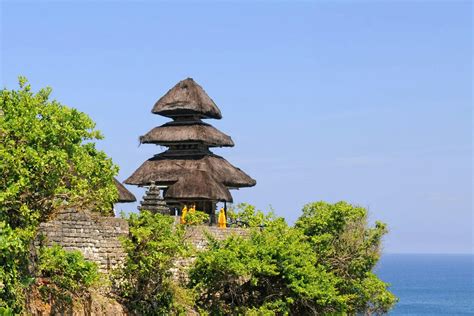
xmin=0 ymin=77 xmax=118 ymax=230
xmin=226 ymin=203 xmax=277 ymax=227
xmin=295 ymin=201 xmax=397 ymax=315
xmin=0 ymin=78 xmax=118 ymax=311
xmin=190 ymin=218 xmax=347 ymax=315
xmin=0 ymin=222 xmax=32 ymax=312
xmin=190 ymin=202 xmax=397 ymax=315
xmin=112 ymin=211 xmax=193 ymax=315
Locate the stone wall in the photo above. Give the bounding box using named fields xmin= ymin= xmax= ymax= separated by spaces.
xmin=37 ymin=212 xmax=249 ymax=278
xmin=33 ymin=212 xmax=251 ymax=314
xmin=36 ymin=209 xmax=129 ymax=272
xmin=183 ymin=225 xmax=249 ymax=250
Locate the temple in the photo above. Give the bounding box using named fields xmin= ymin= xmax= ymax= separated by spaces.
xmin=125 ymin=78 xmax=256 ymax=222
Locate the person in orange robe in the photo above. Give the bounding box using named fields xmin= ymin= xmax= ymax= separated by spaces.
xmin=218 ymin=207 xmax=226 ymax=228
xmin=180 ymin=205 xmax=188 ymax=224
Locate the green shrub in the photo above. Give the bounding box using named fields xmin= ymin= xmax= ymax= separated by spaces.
xmin=0 ymin=222 xmax=33 ymax=313
xmin=190 ymin=202 xmax=397 ymax=314
xmin=226 ymin=203 xmax=276 ymax=227
xmin=184 ymin=210 xmax=209 ymax=225
xmin=190 ymin=218 xmax=346 ymax=314
xmin=0 ymin=306 xmax=14 ymax=316
xmin=0 ymin=78 xmax=118 ymax=312
xmin=37 ymin=245 xmax=99 ymax=305
xmin=112 ymin=211 xmax=193 ymax=315
xmin=295 ymin=201 xmax=397 ymax=314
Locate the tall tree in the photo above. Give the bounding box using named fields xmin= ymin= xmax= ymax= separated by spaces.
xmin=295 ymin=201 xmax=397 ymax=315
xmin=190 ymin=202 xmax=397 ymax=314
xmin=0 ymin=78 xmax=118 ymax=311
xmin=0 ymin=77 xmax=118 ymax=229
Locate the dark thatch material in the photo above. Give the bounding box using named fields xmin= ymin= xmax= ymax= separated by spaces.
xmin=140 ymin=121 xmax=234 ymax=147
xmin=164 ymin=171 xmax=233 ymax=202
xmin=124 ymin=153 xmax=256 ymax=189
xmin=152 ymin=78 xmax=222 ymax=119
xmin=114 ymin=178 xmax=137 ymax=203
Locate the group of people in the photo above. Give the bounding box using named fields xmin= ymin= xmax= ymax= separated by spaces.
xmin=180 ymin=205 xmax=227 ymax=228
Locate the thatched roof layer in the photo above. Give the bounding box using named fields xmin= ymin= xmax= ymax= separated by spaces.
xmin=140 ymin=121 xmax=234 ymax=147
xmin=152 ymin=78 xmax=222 ymax=119
xmin=114 ymin=178 xmax=137 ymax=203
xmin=124 ymin=153 xmax=256 ymax=188
xmin=164 ymin=171 xmax=233 ymax=202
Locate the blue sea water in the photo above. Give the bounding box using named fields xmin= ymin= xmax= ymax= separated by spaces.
xmin=375 ymin=254 xmax=474 ymax=315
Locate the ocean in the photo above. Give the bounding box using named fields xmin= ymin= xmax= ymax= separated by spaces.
xmin=375 ymin=254 xmax=474 ymax=315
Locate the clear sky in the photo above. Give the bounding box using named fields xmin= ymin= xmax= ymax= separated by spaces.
xmin=1 ymin=1 xmax=471 ymax=254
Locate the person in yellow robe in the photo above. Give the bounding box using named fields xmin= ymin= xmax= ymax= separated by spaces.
xmin=180 ymin=205 xmax=188 ymax=224
xmin=218 ymin=207 xmax=226 ymax=228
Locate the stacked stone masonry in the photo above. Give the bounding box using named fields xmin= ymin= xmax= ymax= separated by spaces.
xmin=183 ymin=225 xmax=249 ymax=250
xmin=37 ymin=211 xmax=248 ymax=277
xmin=36 ymin=209 xmax=129 ymax=272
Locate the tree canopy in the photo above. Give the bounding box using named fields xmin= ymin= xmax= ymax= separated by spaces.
xmin=0 ymin=78 xmax=118 ymax=312
xmin=0 ymin=77 xmax=118 ymax=230
xmin=111 ymin=211 xmax=192 ymax=315
xmin=189 ymin=202 xmax=397 ymax=315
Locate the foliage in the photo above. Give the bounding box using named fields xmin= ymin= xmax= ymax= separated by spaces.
xmin=0 ymin=77 xmax=118 ymax=231
xmin=190 ymin=202 xmax=397 ymax=315
xmin=184 ymin=210 xmax=209 ymax=226
xmin=0 ymin=306 xmax=14 ymax=316
xmin=0 ymin=221 xmax=33 ymax=313
xmin=0 ymin=78 xmax=118 ymax=311
xmin=190 ymin=218 xmax=347 ymax=315
xmin=112 ymin=211 xmax=192 ymax=315
xmin=295 ymin=201 xmax=397 ymax=314
xmin=226 ymin=203 xmax=277 ymax=228
xmin=36 ymin=245 xmax=99 ymax=305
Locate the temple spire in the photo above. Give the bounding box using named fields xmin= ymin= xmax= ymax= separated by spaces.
xmin=125 ymin=78 xmax=255 ymax=219
xmin=152 ymin=78 xmax=222 ymax=119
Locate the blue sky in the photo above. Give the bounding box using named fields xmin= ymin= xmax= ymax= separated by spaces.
xmin=1 ymin=1 xmax=471 ymax=254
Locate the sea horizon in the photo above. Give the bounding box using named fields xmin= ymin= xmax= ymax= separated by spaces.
xmin=376 ymin=253 xmax=473 ymax=315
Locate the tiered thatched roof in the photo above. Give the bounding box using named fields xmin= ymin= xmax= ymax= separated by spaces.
xmin=152 ymin=78 xmax=222 ymax=119
xmin=164 ymin=171 xmax=233 ymax=202
xmin=126 ymin=77 xmax=255 ymax=206
xmin=125 ymin=153 xmax=255 ymax=189
xmin=113 ymin=178 xmax=136 ymax=203
xmin=140 ymin=121 xmax=234 ymax=147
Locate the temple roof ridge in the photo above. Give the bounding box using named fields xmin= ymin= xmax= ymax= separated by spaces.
xmin=152 ymin=78 xmax=222 ymax=119
xmin=139 ymin=121 xmax=234 ymax=147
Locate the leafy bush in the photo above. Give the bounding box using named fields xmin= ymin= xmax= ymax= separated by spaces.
xmin=226 ymin=203 xmax=276 ymax=227
xmin=184 ymin=210 xmax=209 ymax=225
xmin=0 ymin=222 xmax=33 ymax=313
xmin=190 ymin=202 xmax=397 ymax=314
xmin=295 ymin=201 xmax=397 ymax=314
xmin=0 ymin=78 xmax=118 ymax=311
xmin=0 ymin=77 xmax=118 ymax=230
xmin=190 ymin=218 xmax=346 ymax=314
xmin=112 ymin=211 xmax=193 ymax=315
xmin=37 ymin=245 xmax=99 ymax=305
